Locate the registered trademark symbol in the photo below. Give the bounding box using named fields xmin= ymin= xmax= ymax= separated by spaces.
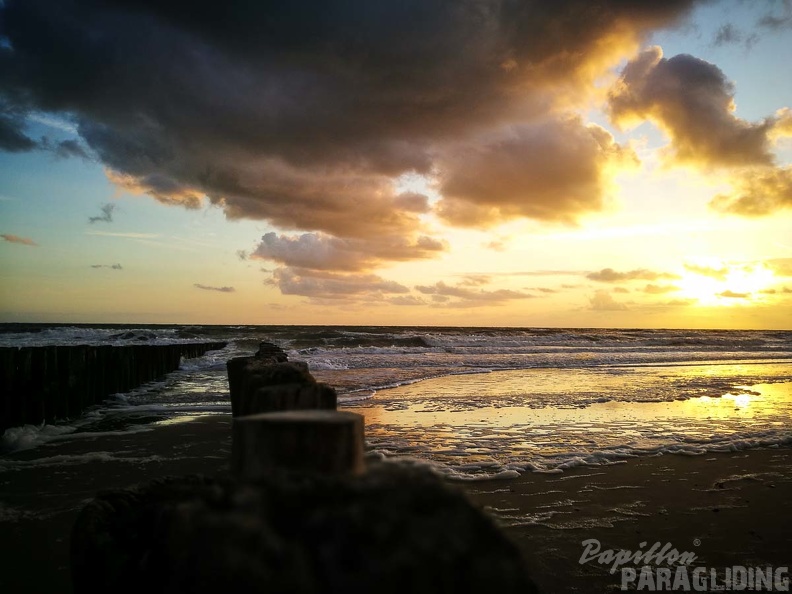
xmin=693 ymin=538 xmax=701 ymax=547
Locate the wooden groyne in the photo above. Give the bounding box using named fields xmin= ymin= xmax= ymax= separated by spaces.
xmin=0 ymin=342 xmax=227 ymax=433
xmin=71 ymin=341 xmax=538 ymax=593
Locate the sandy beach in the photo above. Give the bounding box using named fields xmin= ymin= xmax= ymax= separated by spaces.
xmin=1 ymin=413 xmax=790 ymax=593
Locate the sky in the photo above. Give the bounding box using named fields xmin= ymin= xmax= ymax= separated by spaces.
xmin=1 ymin=0 xmax=791 ymax=328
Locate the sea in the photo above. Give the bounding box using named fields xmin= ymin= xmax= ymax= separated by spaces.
xmin=1 ymin=324 xmax=791 ymax=480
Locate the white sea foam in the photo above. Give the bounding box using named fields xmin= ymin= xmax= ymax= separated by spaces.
xmin=2 ymin=325 xmax=790 ymax=480
xmin=1 ymin=423 xmax=77 ymax=453
xmin=307 ymin=358 xmax=350 ymax=371
xmin=0 ymin=502 xmax=36 ymax=523
xmin=0 ymin=451 xmax=168 ymax=472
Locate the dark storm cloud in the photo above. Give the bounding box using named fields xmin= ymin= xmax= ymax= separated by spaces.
xmin=53 ymin=139 xmax=90 ymax=160
xmin=0 ymin=107 xmax=37 ymax=152
xmin=608 ymin=47 xmax=786 ymax=167
xmin=0 ymin=0 xmax=698 ymax=251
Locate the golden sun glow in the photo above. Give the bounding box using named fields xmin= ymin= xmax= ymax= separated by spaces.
xmin=677 ymin=261 xmax=776 ymax=306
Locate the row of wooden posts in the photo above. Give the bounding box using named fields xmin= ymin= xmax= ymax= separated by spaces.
xmin=0 ymin=342 xmax=227 ymax=433
xmin=70 ymin=341 xmax=539 ymax=593
xmin=227 ymin=342 xmax=366 ymax=478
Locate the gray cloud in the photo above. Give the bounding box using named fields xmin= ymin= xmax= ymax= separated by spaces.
xmin=608 ymin=46 xmax=785 ymax=168
xmin=415 ymin=280 xmax=534 ymax=306
xmin=88 ymin=203 xmax=116 ymax=224
xmin=251 ymin=231 xmax=446 ymax=272
xmin=90 ymin=263 xmax=122 ymax=269
xmin=270 ymin=267 xmax=409 ymax=300
xmin=0 ymin=107 xmax=37 ymax=152
xmin=711 ymin=23 xmax=758 ymax=49
xmin=387 ymin=295 xmax=426 ymax=306
xmin=758 ymin=2 xmax=792 ymax=30
xmin=194 ymin=283 xmax=235 ymax=293
xmin=53 ymin=138 xmax=90 ymax=160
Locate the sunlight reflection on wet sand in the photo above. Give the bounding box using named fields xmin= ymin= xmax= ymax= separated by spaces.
xmin=343 ymin=363 xmax=792 ymax=476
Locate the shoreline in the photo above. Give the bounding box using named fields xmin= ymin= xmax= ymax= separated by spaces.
xmin=1 ymin=414 xmax=790 ymax=592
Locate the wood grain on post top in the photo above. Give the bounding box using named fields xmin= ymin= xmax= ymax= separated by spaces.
xmin=232 ymin=410 xmax=365 ymax=479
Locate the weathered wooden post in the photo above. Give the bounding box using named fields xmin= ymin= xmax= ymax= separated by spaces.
xmin=26 ymin=347 xmax=49 ymax=425
xmin=228 ymin=359 xmax=337 ymax=417
xmin=0 ymin=348 xmax=15 ymax=428
xmin=67 ymin=346 xmax=88 ymax=418
xmin=13 ymin=347 xmax=33 ymax=427
xmin=232 ymin=410 xmax=365 ymax=479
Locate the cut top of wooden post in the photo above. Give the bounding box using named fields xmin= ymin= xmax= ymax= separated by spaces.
xmin=232 ymin=410 xmax=365 ymax=480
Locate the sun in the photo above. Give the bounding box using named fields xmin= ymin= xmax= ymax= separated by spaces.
xmin=677 ymin=261 xmax=775 ymax=306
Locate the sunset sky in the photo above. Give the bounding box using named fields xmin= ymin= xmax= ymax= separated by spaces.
xmin=1 ymin=0 xmax=791 ymax=328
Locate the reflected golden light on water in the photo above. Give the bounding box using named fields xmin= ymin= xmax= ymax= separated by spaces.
xmin=723 ymin=392 xmax=752 ymax=407
xmin=342 ymin=363 xmax=792 ymax=473
xmin=154 ymin=414 xmax=207 ymax=426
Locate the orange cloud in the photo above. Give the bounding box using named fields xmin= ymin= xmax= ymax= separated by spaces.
xmin=643 ymin=283 xmax=680 ymax=294
xmin=710 ymin=166 xmax=792 ymax=216
xmin=589 ymin=290 xmax=627 ymax=311
xmin=437 ymin=117 xmax=637 ymax=226
xmin=587 ymin=267 xmax=679 ymax=282
xmin=1 ymin=233 xmax=37 ymax=246
xmin=718 ymin=290 xmax=749 ymax=299
xmin=683 ymin=263 xmax=728 ymax=280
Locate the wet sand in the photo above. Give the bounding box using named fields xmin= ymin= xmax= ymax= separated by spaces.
xmin=0 ymin=414 xmax=790 ymax=593
xmin=464 ymin=448 xmax=792 ymax=592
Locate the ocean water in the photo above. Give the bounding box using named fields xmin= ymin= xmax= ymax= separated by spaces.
xmin=1 ymin=324 xmax=791 ymax=479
